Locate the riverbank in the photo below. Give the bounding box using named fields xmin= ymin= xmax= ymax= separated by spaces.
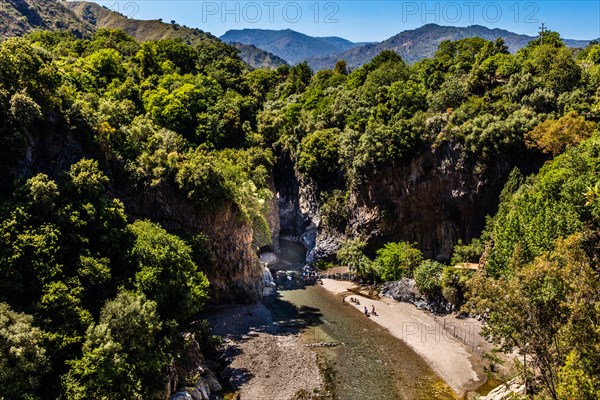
xmin=320 ymin=279 xmax=500 ymax=397
xmin=203 ymin=303 xmax=324 ymax=400
xmin=205 ymin=281 xmax=463 ymax=400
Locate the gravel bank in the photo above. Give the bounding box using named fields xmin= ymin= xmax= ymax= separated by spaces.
xmin=203 ymin=303 xmax=324 ymax=400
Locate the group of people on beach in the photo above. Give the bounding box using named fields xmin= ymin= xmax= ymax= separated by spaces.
xmin=345 ymin=296 xmax=360 ymax=305
xmin=342 ymin=296 xmax=378 ymax=317
xmin=365 ymin=305 xmax=378 ymax=317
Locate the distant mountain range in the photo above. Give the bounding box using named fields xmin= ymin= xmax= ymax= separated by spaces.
xmin=222 ymin=24 xmax=598 ymax=70
xmin=221 ymin=28 xmax=368 ymax=65
xmin=1 ymin=1 xmax=597 ymax=72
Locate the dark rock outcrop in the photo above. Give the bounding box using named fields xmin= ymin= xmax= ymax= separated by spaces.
xmin=272 ymin=141 xmax=541 ymax=263
xmin=347 ymin=142 xmax=521 ymax=260
xmin=13 ymin=113 xmax=265 ymax=305
xmin=166 ymin=332 xmax=225 ymax=400
xmin=272 ymin=147 xmax=322 ymax=259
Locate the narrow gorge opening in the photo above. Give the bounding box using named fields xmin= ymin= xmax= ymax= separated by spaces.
xmin=272 ymin=146 xmax=315 ymax=262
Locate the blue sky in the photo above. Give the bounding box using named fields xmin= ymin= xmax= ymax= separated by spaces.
xmin=91 ymin=0 xmax=600 ymax=42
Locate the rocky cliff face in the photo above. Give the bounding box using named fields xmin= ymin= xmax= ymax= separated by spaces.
xmin=272 ymin=147 xmax=323 ymax=261
xmin=348 ymin=142 xmax=521 ymax=260
xmin=273 ymin=142 xmax=541 ymax=262
xmin=125 ymin=182 xmax=264 ymax=304
xmin=14 ymin=116 xmax=265 ymax=305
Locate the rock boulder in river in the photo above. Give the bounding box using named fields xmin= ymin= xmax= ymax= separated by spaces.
xmin=477 ymin=378 xmax=525 ymax=400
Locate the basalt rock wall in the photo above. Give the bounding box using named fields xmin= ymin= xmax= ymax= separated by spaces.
xmin=13 ymin=117 xmax=264 ymax=304
xmin=272 ymin=142 xmax=541 ymax=262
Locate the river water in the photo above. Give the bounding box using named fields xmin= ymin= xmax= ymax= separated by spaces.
xmin=264 ymin=240 xmax=457 ymax=400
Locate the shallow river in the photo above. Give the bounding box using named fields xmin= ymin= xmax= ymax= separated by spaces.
xmin=265 ymin=240 xmax=457 ymax=400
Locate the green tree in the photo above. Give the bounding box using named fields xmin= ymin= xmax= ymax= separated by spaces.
xmin=522 ymin=44 xmax=581 ymax=94
xmin=25 ymin=173 xmax=60 ymax=207
xmin=196 ymin=90 xmax=258 ymax=149
xmin=450 ymin=238 xmax=484 ymax=265
xmin=0 ymin=303 xmax=49 ymax=400
xmin=387 ymin=80 xmax=428 ymax=119
xmin=466 ymin=234 xmax=600 ymax=399
xmin=143 ymin=73 xmax=221 ymax=138
xmin=68 ymin=158 xmax=109 ymax=198
xmin=63 ymin=292 xmax=168 ymax=400
xmin=88 ymin=29 xmax=140 ymax=57
xmin=337 ymin=238 xmax=372 ymax=276
xmin=37 ymin=280 xmax=93 ymax=347
xmin=0 ymin=37 xmax=61 ymax=102
xmin=557 ymin=351 xmax=600 ymax=400
xmin=9 ymin=91 xmax=43 ymax=125
xmin=429 ymin=74 xmax=467 ymax=112
xmin=373 ymin=241 xmax=423 ymax=281
xmin=525 ymin=111 xmax=596 ymax=156
xmin=440 ymin=266 xmax=471 ymax=308
xmin=136 ymin=39 xmax=197 ymax=76
xmin=129 ymin=220 xmax=209 ymax=321
xmin=485 ymin=134 xmax=600 ymax=277
xmin=280 ymin=62 xmax=313 ymax=98
xmin=413 ymin=260 xmax=444 ymax=297
xmin=297 ymin=128 xmax=341 ymax=186
xmin=83 ymin=48 xmax=126 ymax=88
xmin=175 ymin=147 xmax=233 ymax=209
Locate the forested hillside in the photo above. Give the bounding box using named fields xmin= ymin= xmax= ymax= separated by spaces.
xmin=260 ymin=32 xmax=600 ymax=398
xmin=0 ymin=28 xmax=281 ymax=399
xmin=266 ymin=32 xmax=598 ymax=261
xmin=67 ymin=1 xmax=287 ymax=69
xmin=0 ymin=17 xmax=598 ymax=400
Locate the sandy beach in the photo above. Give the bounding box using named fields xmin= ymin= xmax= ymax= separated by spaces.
xmin=320 ymin=279 xmax=493 ymax=397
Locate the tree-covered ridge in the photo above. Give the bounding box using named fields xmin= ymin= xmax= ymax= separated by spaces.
xmin=260 ymin=30 xmax=600 ymax=398
xmin=0 ymin=28 xmax=281 ymax=399
xmin=463 ymin=134 xmax=600 ymax=399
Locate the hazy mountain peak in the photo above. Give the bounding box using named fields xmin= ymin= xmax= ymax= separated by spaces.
xmin=220 ymin=28 xmax=366 ymax=64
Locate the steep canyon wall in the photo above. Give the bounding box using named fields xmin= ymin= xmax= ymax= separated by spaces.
xmin=272 ymin=142 xmax=541 ymax=262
